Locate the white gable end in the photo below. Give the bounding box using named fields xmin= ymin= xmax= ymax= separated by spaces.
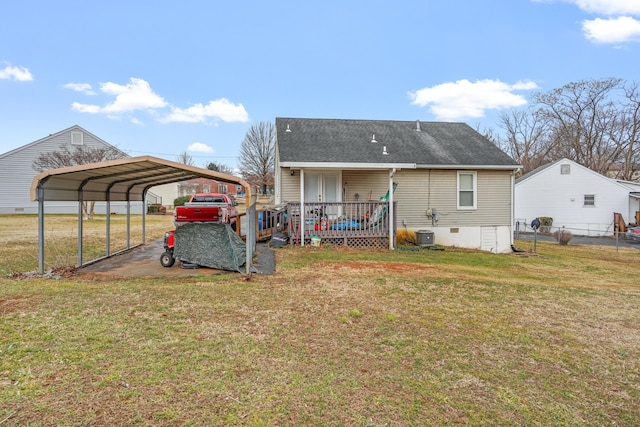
xmin=0 ymin=126 xmax=132 ymax=213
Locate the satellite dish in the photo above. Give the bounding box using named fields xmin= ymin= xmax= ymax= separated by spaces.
xmin=531 ymin=218 xmax=541 ymax=231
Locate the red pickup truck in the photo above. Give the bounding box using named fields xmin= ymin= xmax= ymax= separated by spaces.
xmin=174 ymin=193 xmax=239 ymax=226
xmin=161 ymin=193 xmax=240 ymax=267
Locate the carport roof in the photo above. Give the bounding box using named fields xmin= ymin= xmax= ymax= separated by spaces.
xmin=31 ymin=155 xmax=251 ymax=202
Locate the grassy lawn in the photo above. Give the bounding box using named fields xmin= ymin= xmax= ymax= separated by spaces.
xmin=1 ymin=215 xmax=639 ymax=425
xmin=0 ymin=214 xmax=175 ymax=275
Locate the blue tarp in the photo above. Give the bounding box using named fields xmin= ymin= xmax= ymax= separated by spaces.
xmin=331 ymin=220 xmax=361 ymax=230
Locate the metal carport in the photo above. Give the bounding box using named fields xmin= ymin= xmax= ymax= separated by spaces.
xmin=30 ymin=155 xmax=255 ymax=274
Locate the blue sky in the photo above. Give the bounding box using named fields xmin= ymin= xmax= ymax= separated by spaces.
xmin=1 ymin=0 xmax=639 ymax=170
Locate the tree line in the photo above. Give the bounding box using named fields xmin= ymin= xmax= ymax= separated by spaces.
xmin=494 ymin=77 xmax=640 ymax=180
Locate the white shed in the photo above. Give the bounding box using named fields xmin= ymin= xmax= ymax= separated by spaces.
xmin=515 ymin=158 xmax=640 ymax=236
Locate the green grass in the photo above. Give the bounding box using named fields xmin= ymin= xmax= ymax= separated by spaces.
xmin=1 ymin=215 xmax=639 ymax=425
xmin=0 ymin=214 xmax=174 ymax=275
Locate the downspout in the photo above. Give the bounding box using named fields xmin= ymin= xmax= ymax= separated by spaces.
xmin=511 ymin=170 xmax=516 ymax=246
xmin=389 ymin=168 xmax=396 ymax=250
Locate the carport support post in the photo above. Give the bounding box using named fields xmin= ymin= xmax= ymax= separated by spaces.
xmin=142 ymin=193 xmax=146 ymax=245
xmin=126 ymin=200 xmax=131 ymax=249
xmin=78 ymin=191 xmax=84 ymax=267
xmin=37 ymin=186 xmax=45 ymax=274
xmin=106 ymin=198 xmax=111 ymax=257
xmin=246 ymin=195 xmax=257 ymax=276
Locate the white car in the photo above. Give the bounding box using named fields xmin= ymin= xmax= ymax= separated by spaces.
xmin=626 ymin=227 xmax=640 ymax=242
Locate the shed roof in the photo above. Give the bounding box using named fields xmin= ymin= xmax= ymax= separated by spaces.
xmin=276 ymin=118 xmax=520 ymax=169
xmin=31 ymin=155 xmax=250 ymax=202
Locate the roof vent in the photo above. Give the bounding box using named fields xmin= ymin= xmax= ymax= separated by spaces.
xmin=285 ymin=124 xmax=291 ymax=132
xmin=382 ymin=146 xmax=389 ymax=155
xmin=416 ymin=120 xmax=421 ymax=132
xmin=371 ymin=134 xmax=377 ymax=143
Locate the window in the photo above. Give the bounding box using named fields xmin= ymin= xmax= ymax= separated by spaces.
xmin=584 ymin=194 xmax=595 ymax=207
xmin=71 ymin=131 xmax=84 ymax=145
xmin=560 ymin=164 xmax=571 ymax=174
xmin=457 ymin=171 xmax=477 ymax=209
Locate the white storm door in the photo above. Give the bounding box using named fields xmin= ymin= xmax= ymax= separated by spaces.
xmin=304 ymin=173 xmax=321 ymax=203
xmin=323 ymin=173 xmax=339 ymax=218
xmin=304 ymin=172 xmax=340 ymax=217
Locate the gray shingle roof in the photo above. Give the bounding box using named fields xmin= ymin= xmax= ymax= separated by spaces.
xmin=276 ymin=118 xmax=519 ymax=167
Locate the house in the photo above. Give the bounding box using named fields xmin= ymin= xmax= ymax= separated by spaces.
xmin=177 ymin=177 xmax=241 ymax=199
xmin=274 ymin=118 xmax=521 ymax=253
xmin=0 ymin=125 xmax=137 ymax=214
xmin=515 ymin=158 xmax=640 ymax=236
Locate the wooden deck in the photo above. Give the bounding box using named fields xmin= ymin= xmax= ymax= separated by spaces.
xmin=235 ymin=202 xmax=396 ymax=249
xmin=287 ymin=201 xmax=396 ymax=248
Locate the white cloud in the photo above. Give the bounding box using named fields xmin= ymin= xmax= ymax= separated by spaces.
xmin=409 ymin=79 xmax=538 ymax=121
xmin=571 ymin=0 xmax=640 ymax=16
xmin=188 ymin=142 xmax=214 ymax=153
xmin=0 ymin=64 xmax=33 ymax=81
xmin=64 ymin=83 xmax=96 ymax=95
xmin=72 ymin=77 xmax=167 ymax=116
xmin=162 ymin=98 xmax=249 ymax=124
xmin=583 ymin=16 xmax=640 ymax=43
xmin=70 ymin=77 xmax=249 ymax=125
xmin=534 ymin=0 xmax=640 ymax=44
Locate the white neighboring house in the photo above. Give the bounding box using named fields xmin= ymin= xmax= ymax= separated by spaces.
xmin=515 ymin=158 xmax=640 ymax=236
xmin=148 ymin=183 xmax=179 ymax=209
xmin=0 ymin=125 xmax=146 ymax=214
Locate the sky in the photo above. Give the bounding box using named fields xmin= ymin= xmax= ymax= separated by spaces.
xmin=1 ymin=0 xmax=639 ymax=170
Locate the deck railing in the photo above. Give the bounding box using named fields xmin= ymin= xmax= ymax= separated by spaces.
xmin=287 ymin=201 xmax=395 ymax=243
xmin=236 ymin=205 xmax=288 ymax=241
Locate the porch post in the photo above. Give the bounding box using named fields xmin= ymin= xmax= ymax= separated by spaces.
xmin=300 ymin=169 xmax=305 ymax=247
xmin=389 ymin=168 xmax=395 ymax=250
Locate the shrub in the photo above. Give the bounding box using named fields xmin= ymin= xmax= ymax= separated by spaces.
xmin=396 ymin=229 xmax=416 ymax=244
xmin=539 ymin=216 xmax=553 ymax=233
xmin=553 ymin=229 xmax=573 ymax=245
xmin=173 ymin=196 xmax=191 ymax=207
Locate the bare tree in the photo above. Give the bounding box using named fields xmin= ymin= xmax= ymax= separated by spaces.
xmin=533 ymin=78 xmax=622 ymax=175
xmin=238 ymin=121 xmax=276 ymax=194
xmin=498 ymin=77 xmax=640 ymax=180
xmin=206 ymin=161 xmax=234 ymax=175
xmin=176 ymin=151 xmax=195 ymax=166
xmin=497 ymin=108 xmax=554 ymax=175
xmin=33 ymin=144 xmax=124 ymax=171
xmin=610 ymin=81 xmax=640 ymax=181
xmin=32 ymin=144 xmax=127 ymax=219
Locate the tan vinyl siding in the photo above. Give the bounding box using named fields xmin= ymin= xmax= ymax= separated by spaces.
xmin=277 ymin=167 xmax=513 ymax=228
xmin=394 ymin=169 xmax=513 ymax=228
xmin=342 ymin=170 xmax=389 ymax=202
xmin=476 ymin=170 xmax=513 ymax=226
xmin=280 ymin=169 xmax=300 ymax=202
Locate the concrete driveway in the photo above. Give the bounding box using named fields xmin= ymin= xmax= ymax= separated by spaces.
xmin=77 ymin=238 xmax=275 ymax=278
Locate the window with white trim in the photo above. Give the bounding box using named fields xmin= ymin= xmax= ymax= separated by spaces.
xmin=584 ymin=194 xmax=595 ymax=207
xmin=457 ymin=171 xmax=477 ymax=209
